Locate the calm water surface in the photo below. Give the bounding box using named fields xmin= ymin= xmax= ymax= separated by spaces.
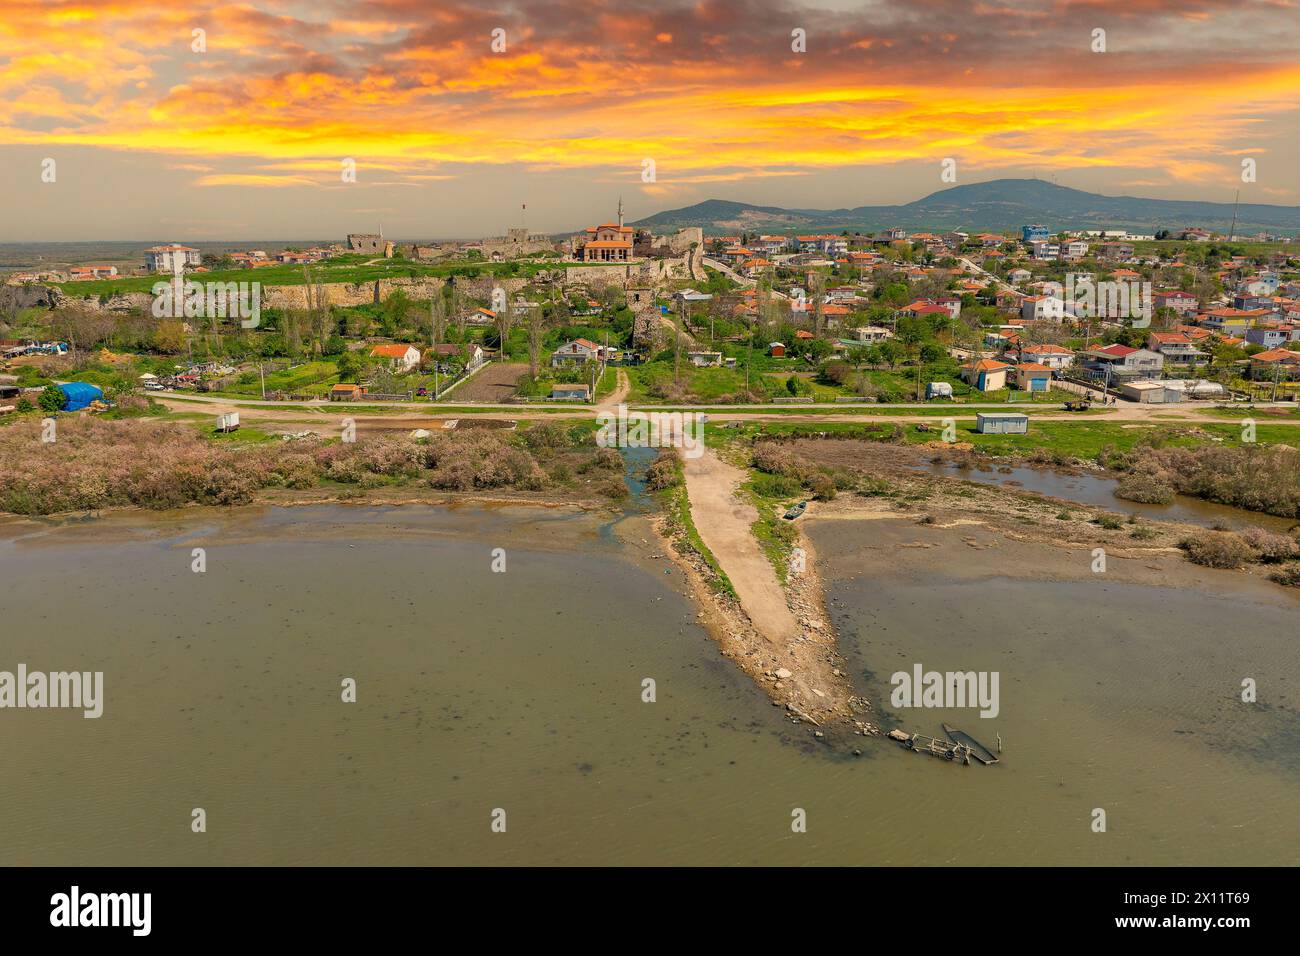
xmin=2 ymin=501 xmax=1296 ymax=865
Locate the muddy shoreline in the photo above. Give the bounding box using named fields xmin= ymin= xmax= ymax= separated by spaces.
xmin=650 ymin=437 xmax=1300 ymax=753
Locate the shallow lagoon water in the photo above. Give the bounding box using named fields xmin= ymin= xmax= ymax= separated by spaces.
xmin=2 ymin=503 xmax=1297 ymax=865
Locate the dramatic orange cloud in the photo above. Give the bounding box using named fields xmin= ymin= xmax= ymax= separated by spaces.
xmin=1 ymin=0 xmax=1299 ymax=206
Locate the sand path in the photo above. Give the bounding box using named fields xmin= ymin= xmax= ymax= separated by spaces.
xmin=683 ymin=449 xmax=800 ymax=644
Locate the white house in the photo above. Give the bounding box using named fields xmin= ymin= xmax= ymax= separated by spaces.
xmin=145 ymin=244 xmax=202 ymax=273
xmin=550 ymin=338 xmax=603 ymax=367
xmin=1021 ymin=295 xmax=1066 ymax=322
xmin=369 ymin=343 xmax=422 ymax=371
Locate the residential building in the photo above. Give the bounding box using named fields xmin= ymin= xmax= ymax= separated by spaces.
xmin=1153 ymin=291 xmax=1198 ymax=316
xmin=1021 ymin=295 xmax=1065 ymax=322
xmin=1015 ymin=343 xmax=1075 ymax=370
xmin=1147 ymin=331 xmax=1208 ymax=365
xmin=550 ymin=338 xmax=603 ymax=367
xmin=1083 ymin=344 xmax=1164 ymax=377
xmin=145 ymin=244 xmax=201 ymax=273
xmin=369 ymin=344 xmax=422 ymax=371
xmin=1249 ymin=348 xmax=1300 ymax=379
xmin=961 ymin=359 xmax=1011 ymax=391
xmin=1245 ymin=327 xmax=1289 ymax=349
xmin=1014 ymin=363 xmax=1053 ymax=391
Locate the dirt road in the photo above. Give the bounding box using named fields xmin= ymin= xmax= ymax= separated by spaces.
xmin=684 ymin=450 xmax=799 ymax=644
xmin=597 ymin=369 xmax=630 ymax=408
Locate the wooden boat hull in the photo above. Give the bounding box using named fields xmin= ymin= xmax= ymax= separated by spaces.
xmin=941 ymin=722 xmax=999 ymax=765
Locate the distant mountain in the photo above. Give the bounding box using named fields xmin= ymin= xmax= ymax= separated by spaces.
xmin=630 ymin=179 xmax=1300 ymax=236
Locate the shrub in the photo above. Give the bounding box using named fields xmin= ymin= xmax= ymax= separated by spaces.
xmin=38 ymin=385 xmax=65 ymax=413
xmin=752 ymin=472 xmax=803 ymax=499
xmin=1124 ymin=445 xmax=1298 ymax=518
xmin=521 ymin=420 xmax=574 ymax=451
xmin=596 ymin=477 xmax=630 ymax=500
xmin=1094 ymin=513 xmax=1125 ymax=530
xmin=752 ymin=442 xmax=803 ymax=478
xmin=809 ymin=473 xmax=836 ymax=501
xmin=580 ymin=447 xmax=624 ymax=473
xmin=1114 ymin=474 xmax=1175 ymax=505
xmin=1237 ymin=527 xmax=1299 ymax=563
xmin=645 ymin=448 xmax=682 ymax=491
xmin=1267 ymin=563 xmax=1300 ymax=587
xmin=1180 ymin=531 xmax=1254 ymax=569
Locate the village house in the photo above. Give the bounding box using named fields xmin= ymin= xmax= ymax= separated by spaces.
xmin=145 ymin=244 xmax=201 ymax=273
xmin=1062 ymin=239 xmax=1089 ymax=260
xmin=550 ymin=338 xmax=604 ymax=367
xmin=961 ymin=359 xmax=1011 ymax=391
xmin=1147 ymin=331 xmax=1208 ymax=365
xmin=1013 ymin=363 xmax=1053 ymax=392
xmin=1028 ymin=240 xmax=1060 ymax=261
xmin=1153 ymin=291 xmax=1198 ymax=316
xmin=67 ymin=265 xmax=119 ymax=280
xmin=427 ymin=343 xmax=486 ymax=371
xmin=330 ymin=383 xmax=367 ymax=401
xmin=1021 ymin=295 xmax=1065 ymax=322
xmin=1083 ymin=344 xmax=1164 ymax=378
xmin=1245 ymin=327 xmax=1290 ymax=349
xmin=1199 ymin=307 xmax=1267 ymax=334
xmin=1249 ymin=348 xmax=1300 ymax=380
xmin=369 ymin=343 xmax=422 ymax=371
xmin=846 ymin=325 xmax=893 ymax=344
xmin=1014 ymin=343 xmax=1075 ymax=370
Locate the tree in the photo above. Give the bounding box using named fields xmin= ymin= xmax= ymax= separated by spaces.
xmin=878 ymin=340 xmax=904 ymax=369
xmin=336 ymin=350 xmax=365 ymax=383
xmin=154 ymin=318 xmax=187 ymax=353
xmin=495 ymin=305 xmax=515 ymax=359
xmin=427 ymin=295 xmax=448 ymax=349
xmin=809 ymin=271 xmax=826 ymax=336
xmin=525 ymin=304 xmax=548 ymax=377
xmin=39 ymin=384 xmax=65 ymax=413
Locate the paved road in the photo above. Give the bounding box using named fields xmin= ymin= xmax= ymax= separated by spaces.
xmin=156 ymin=389 xmax=1297 ymax=425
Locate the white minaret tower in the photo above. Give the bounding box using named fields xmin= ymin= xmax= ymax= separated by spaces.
xmin=617 ymin=197 xmax=624 ymax=228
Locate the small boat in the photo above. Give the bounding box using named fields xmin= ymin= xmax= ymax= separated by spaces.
xmin=941 ymin=722 xmax=999 ymax=765
xmin=783 ymin=500 xmax=808 ymax=520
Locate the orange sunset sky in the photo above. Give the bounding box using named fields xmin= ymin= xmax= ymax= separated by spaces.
xmin=2 ymin=0 xmax=1299 ymax=239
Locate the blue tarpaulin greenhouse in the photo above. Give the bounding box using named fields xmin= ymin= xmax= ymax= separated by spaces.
xmin=57 ymin=381 xmax=104 ymax=411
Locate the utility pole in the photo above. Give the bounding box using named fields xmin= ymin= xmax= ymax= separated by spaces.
xmin=259 ymin=362 xmax=265 ymax=400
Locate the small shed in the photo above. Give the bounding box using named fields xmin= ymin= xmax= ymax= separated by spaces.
xmin=768 ymin=342 xmax=786 ymax=357
xmin=975 ymin=412 xmax=1028 ymax=434
xmin=551 ymin=383 xmax=591 ymax=401
xmin=330 ymin=383 xmax=366 ymax=401
xmin=57 ymin=381 xmax=104 ymax=411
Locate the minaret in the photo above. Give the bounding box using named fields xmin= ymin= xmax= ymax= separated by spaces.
xmin=617 ymin=197 xmax=624 ymax=228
